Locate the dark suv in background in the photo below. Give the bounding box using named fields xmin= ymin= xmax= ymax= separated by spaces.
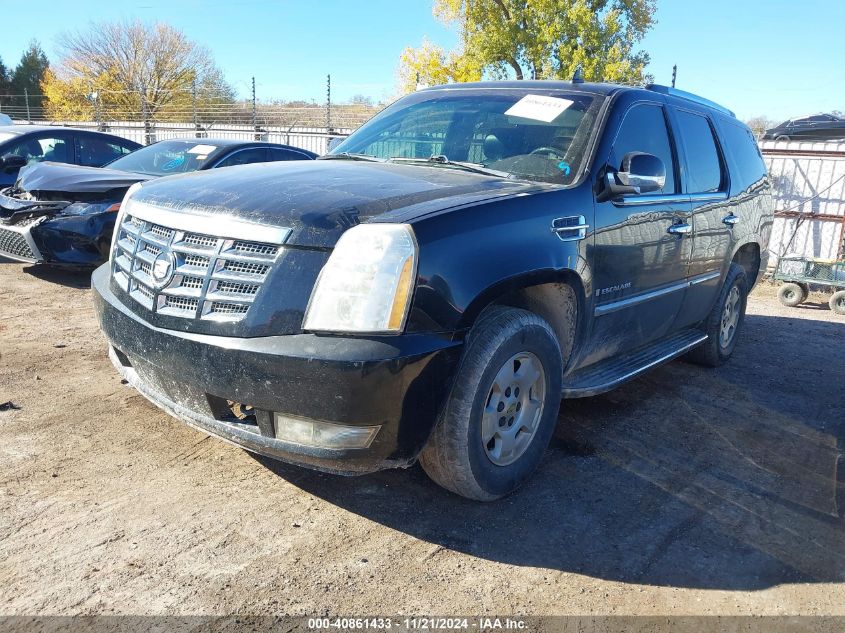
xmin=763 ymin=114 xmax=845 ymax=141
xmin=93 ymin=81 xmax=773 ymax=500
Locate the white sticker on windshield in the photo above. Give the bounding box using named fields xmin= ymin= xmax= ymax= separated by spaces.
xmin=187 ymin=144 xmax=217 ymax=155
xmin=505 ymin=95 xmax=573 ymax=122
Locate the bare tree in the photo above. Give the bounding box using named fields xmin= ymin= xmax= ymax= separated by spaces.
xmin=51 ymin=19 xmax=233 ymax=119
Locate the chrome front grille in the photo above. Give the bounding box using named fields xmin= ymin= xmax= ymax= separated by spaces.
xmin=222 ymin=260 xmax=270 ymax=276
xmin=112 ymin=210 xmax=288 ymax=322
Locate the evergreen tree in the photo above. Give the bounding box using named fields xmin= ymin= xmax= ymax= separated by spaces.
xmin=11 ymin=40 xmax=49 ymax=115
xmin=0 ymin=57 xmax=11 ymax=113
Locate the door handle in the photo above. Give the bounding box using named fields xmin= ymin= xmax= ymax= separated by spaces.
xmin=667 ymin=223 xmax=692 ymax=236
xmin=722 ymin=214 xmax=740 ymax=226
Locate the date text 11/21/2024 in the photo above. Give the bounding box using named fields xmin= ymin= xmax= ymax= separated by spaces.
xmin=307 ymin=617 xmax=527 ymax=630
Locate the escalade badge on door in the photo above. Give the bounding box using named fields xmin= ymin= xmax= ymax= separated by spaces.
xmin=151 ymin=251 xmax=176 ymax=288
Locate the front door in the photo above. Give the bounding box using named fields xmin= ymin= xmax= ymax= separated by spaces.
xmin=586 ymin=101 xmax=692 ymax=363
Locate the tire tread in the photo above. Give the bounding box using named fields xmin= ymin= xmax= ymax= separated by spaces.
xmin=419 ymin=306 xmax=561 ymax=501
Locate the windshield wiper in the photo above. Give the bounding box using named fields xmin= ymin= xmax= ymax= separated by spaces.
xmin=318 ymin=152 xmax=385 ymax=162
xmin=388 ymin=155 xmax=509 ymax=177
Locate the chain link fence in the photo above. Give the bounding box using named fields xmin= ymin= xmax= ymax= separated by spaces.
xmin=0 ymin=89 xmax=382 ymax=154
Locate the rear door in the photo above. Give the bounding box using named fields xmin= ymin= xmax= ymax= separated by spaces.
xmin=669 ymin=106 xmax=732 ymax=328
xmin=77 ymin=133 xmax=135 ymax=167
xmin=588 ymin=97 xmax=692 ymax=359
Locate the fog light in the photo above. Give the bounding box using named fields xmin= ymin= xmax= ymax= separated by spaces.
xmin=273 ymin=413 xmax=380 ymax=449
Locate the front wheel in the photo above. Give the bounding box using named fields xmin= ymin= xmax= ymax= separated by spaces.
xmin=419 ymin=306 xmax=563 ymax=501
xmin=687 ymin=263 xmax=748 ymax=367
xmin=830 ymin=290 xmax=845 ymax=315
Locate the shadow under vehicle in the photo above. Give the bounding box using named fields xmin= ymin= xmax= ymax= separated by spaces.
xmin=253 ymin=312 xmax=844 ymax=588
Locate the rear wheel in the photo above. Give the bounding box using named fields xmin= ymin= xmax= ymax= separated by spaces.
xmin=775 ymin=135 xmax=791 ymax=142
xmin=778 ymin=282 xmax=807 ymax=307
xmin=687 ymin=263 xmax=748 ymax=367
xmin=830 ymin=290 xmax=845 ymax=315
xmin=419 ymin=306 xmax=563 ymax=501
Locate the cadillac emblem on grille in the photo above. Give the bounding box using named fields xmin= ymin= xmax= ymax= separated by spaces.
xmin=151 ymin=251 xmax=176 ymax=287
xmin=111 ymin=207 xmax=290 ymax=323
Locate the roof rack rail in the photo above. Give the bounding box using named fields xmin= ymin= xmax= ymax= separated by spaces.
xmin=645 ymin=84 xmax=735 ymax=118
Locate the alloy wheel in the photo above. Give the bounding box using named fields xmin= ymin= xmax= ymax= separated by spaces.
xmin=481 ymin=352 xmax=546 ymax=466
xmin=720 ymin=285 xmax=741 ymax=348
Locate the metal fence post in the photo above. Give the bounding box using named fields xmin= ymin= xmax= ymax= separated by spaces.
xmin=24 ymin=88 xmax=31 ymax=123
xmin=94 ymin=92 xmax=104 ymax=131
xmin=192 ymin=78 xmax=201 ymax=137
xmin=252 ymin=76 xmax=260 ymax=140
xmin=141 ymin=91 xmax=151 ymax=145
xmin=326 ymin=74 xmax=332 ymax=133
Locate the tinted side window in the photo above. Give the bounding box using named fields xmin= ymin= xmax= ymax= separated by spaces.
xmin=6 ymin=134 xmax=73 ymax=165
xmin=719 ymin=121 xmax=767 ymax=188
xmin=79 ymin=136 xmax=133 ymax=167
xmin=675 ymin=110 xmax=723 ymax=193
xmin=269 ymin=148 xmax=308 ymax=161
xmin=610 ymin=104 xmax=676 ymax=194
xmin=214 ymin=147 xmax=267 ymax=168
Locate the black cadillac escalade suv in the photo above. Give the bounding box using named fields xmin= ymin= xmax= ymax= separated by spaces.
xmin=92 ymin=81 xmax=773 ymax=500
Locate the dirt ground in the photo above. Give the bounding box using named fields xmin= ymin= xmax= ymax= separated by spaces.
xmin=0 ymin=260 xmax=843 ymax=617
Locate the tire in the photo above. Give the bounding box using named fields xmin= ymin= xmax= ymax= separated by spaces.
xmin=687 ymin=263 xmax=748 ymax=367
xmin=778 ymin=282 xmax=806 ymax=307
xmin=775 ymin=135 xmax=790 ymax=142
xmin=419 ymin=306 xmax=563 ymax=501
xmin=830 ymin=290 xmax=845 ymax=315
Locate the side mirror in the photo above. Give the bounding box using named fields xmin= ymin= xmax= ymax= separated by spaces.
xmin=1 ymin=154 xmax=27 ymax=171
xmin=597 ymin=152 xmax=666 ymax=202
xmin=618 ymin=152 xmax=666 ymax=193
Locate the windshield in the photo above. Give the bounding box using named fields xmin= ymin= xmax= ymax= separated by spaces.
xmin=330 ymin=88 xmax=604 ymax=185
xmin=107 ymin=140 xmax=227 ymax=176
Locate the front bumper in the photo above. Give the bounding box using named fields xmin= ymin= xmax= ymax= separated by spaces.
xmin=92 ymin=265 xmax=463 ymax=474
xmin=0 ymin=220 xmax=43 ymax=263
xmin=0 ymin=190 xmax=116 ymax=267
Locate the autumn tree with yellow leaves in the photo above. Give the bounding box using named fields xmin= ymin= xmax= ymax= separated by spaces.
xmin=398 ymin=0 xmax=656 ymax=93
xmin=42 ymin=20 xmax=234 ymax=122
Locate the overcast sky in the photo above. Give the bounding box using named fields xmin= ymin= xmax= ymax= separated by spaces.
xmin=1 ymin=0 xmax=842 ymax=121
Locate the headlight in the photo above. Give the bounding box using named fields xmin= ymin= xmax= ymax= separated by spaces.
xmin=62 ymin=201 xmax=122 ymax=216
xmin=303 ymin=223 xmax=417 ymax=333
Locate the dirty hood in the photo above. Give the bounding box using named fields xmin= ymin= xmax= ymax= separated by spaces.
xmin=130 ymin=160 xmax=547 ymax=248
xmin=17 ymin=161 xmax=155 ymax=195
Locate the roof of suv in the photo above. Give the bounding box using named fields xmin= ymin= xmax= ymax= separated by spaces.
xmin=420 ymin=80 xmax=735 ymax=118
xmin=420 ymin=80 xmax=622 ymax=96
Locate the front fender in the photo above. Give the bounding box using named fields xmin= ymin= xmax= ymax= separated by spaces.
xmin=405 ymin=185 xmax=594 ymax=334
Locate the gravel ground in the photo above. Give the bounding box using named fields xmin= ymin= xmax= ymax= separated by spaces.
xmin=0 ymin=261 xmax=843 ymax=616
